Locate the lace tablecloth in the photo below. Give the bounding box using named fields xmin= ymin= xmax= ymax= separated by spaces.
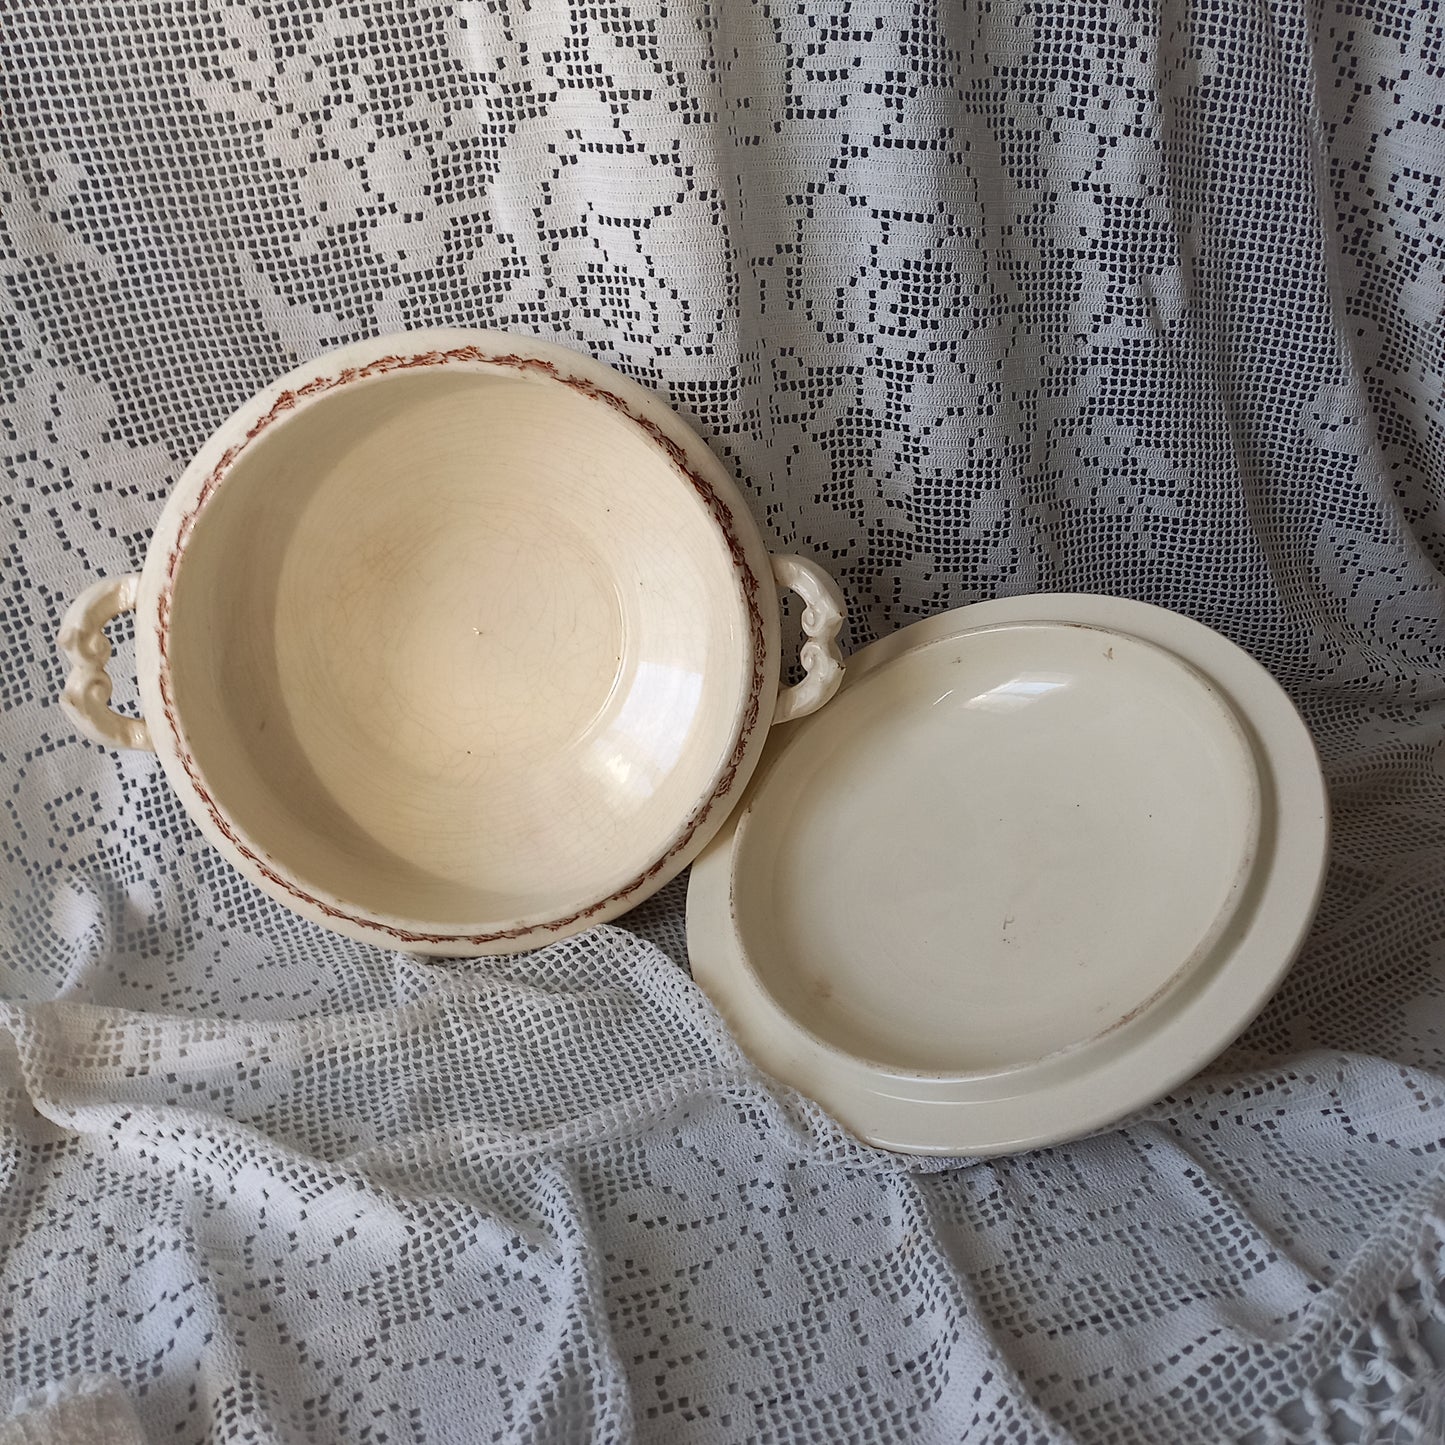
xmin=2 ymin=3 xmax=1443 ymax=1440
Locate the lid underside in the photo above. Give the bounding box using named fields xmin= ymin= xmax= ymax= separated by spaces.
xmin=688 ymin=595 xmax=1330 ymax=1155
xmin=730 ymin=621 xmax=1262 ymax=1077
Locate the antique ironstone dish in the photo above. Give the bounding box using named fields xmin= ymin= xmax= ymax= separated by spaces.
xmin=56 ymin=329 xmax=1329 ymax=1155
xmin=686 ymin=593 xmax=1329 ymax=1156
xmin=57 ymin=329 xmax=845 ymax=955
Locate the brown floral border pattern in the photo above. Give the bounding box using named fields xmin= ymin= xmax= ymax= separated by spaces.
xmin=155 ymin=346 xmax=767 ymax=946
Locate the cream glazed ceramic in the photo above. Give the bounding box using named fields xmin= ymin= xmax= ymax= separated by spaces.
xmin=57 ymin=329 xmax=845 ymax=955
xmin=687 ymin=594 xmax=1330 ymax=1156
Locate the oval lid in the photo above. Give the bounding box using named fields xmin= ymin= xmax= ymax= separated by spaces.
xmin=686 ymin=593 xmax=1330 ymax=1156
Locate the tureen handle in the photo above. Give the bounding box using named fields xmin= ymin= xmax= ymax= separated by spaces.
xmin=771 ymin=555 xmax=846 ymax=724
xmin=57 ymin=574 xmax=154 ymax=751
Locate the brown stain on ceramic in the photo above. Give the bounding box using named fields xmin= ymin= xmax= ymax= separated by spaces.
xmin=155 ymin=346 xmax=769 ymax=947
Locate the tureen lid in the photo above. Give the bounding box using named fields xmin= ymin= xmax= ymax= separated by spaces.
xmin=686 ymin=593 xmax=1329 ymax=1156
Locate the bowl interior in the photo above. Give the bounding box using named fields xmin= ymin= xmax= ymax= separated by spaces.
xmin=165 ymin=366 xmax=753 ymax=929
xmin=731 ymin=622 xmax=1262 ymax=1076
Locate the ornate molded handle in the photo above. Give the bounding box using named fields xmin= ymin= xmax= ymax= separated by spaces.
xmin=771 ymin=554 xmax=845 ymax=724
xmin=57 ymin=574 xmax=154 ymax=751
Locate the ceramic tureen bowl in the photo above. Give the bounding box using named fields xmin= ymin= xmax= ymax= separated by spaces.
xmin=57 ymin=329 xmax=845 ymax=955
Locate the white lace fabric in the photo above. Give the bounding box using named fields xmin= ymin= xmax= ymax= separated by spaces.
xmin=2 ymin=3 xmax=1443 ymax=1441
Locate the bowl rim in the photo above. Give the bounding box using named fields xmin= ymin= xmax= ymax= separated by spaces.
xmin=134 ymin=328 xmax=782 ymax=954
